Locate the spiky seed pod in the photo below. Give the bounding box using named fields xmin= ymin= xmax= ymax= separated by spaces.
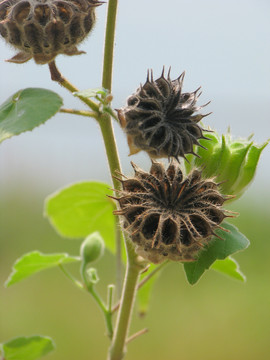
xmin=118 ymin=69 xmax=211 ymax=161
xmin=113 ymin=161 xmax=231 ymax=264
xmin=0 ymin=0 xmax=103 ymax=64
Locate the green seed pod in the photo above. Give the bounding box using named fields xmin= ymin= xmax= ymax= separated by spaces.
xmin=80 ymin=232 xmax=105 ymax=265
xmin=185 ymin=131 xmax=269 ymax=200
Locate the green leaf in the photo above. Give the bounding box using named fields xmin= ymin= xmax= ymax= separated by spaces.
xmin=73 ymin=87 xmax=109 ymax=99
xmin=1 ymin=336 xmax=55 ymax=360
xmin=0 ymin=88 xmax=63 ymax=143
xmin=5 ymin=251 xmax=79 ymax=287
xmin=211 ymin=256 xmax=246 ymax=282
xmin=45 ymin=182 xmax=116 ymax=252
xmin=183 ymin=222 xmax=250 ymax=285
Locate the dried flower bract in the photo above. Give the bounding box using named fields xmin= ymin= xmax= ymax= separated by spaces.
xmin=118 ymin=69 xmax=211 ymax=161
xmin=0 ymin=0 xmax=103 ymax=64
xmin=113 ymin=161 xmax=231 ymax=264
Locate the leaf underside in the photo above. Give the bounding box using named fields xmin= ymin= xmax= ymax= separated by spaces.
xmin=183 ymin=222 xmax=250 ymax=285
xmin=211 ymin=256 xmax=246 ymax=282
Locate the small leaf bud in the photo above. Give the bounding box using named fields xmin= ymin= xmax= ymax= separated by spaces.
xmin=80 ymin=232 xmax=105 ymax=265
xmin=85 ymin=268 xmax=99 ymax=285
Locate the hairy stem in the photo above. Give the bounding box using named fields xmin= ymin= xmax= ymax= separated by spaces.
xmin=81 ymin=263 xmax=114 ymax=339
xmin=115 ymin=218 xmax=123 ymax=299
xmin=88 ymin=286 xmax=114 ymax=339
xmin=59 ymin=264 xmax=84 ymax=290
xmin=48 ymin=61 xmax=99 ymax=112
xmin=112 ymin=261 xmax=169 ymax=314
xmin=59 ymin=108 xmax=98 ymax=118
xmin=101 ymin=1 xmax=147 ymax=359
xmin=126 ymin=328 xmax=148 ymax=345
xmin=100 ymin=0 xmax=122 ymax=298
xmin=102 ymin=0 xmax=118 ymax=92
xmin=108 ymin=244 xmax=142 ymax=360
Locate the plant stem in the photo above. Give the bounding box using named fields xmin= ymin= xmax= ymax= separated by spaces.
xmin=115 ymin=218 xmax=123 ymax=299
xmin=102 ymin=0 xmax=118 ymax=92
xmin=88 ymin=285 xmax=114 ymax=339
xmin=81 ymin=263 xmax=114 ymax=339
xmin=138 ymin=260 xmax=169 ymax=290
xmin=108 ymin=245 xmax=142 ymax=360
xmin=112 ymin=261 xmax=169 ymax=314
xmin=48 ymin=61 xmax=99 ymax=113
xmin=59 ymin=264 xmax=84 ymax=290
xmin=101 ymin=2 xmax=148 ymax=359
xmin=59 ymin=108 xmax=98 ymax=118
xmin=126 ymin=328 xmax=148 ymax=345
xmin=107 ymin=285 xmax=115 ymax=314
xmin=100 ymin=0 xmax=123 ymax=302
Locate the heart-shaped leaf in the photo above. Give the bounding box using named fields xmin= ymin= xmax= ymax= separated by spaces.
xmin=45 ymin=182 xmax=116 ymax=252
xmin=0 ymin=88 xmax=62 ymax=143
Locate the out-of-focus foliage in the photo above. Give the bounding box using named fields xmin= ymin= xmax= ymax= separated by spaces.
xmin=1 ymin=192 xmax=270 ymax=360
xmin=0 ymin=336 xmax=55 ymax=360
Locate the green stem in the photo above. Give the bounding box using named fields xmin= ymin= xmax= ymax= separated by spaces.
xmin=108 ymin=247 xmax=142 ymax=360
xmin=81 ymin=263 xmax=114 ymax=339
xmin=59 ymin=108 xmax=98 ymax=119
xmin=49 ymin=61 xmax=99 ymax=113
xmin=115 ymin=217 xmax=123 ymax=299
xmin=98 ymin=112 xmax=123 ymax=300
xmin=59 ymin=264 xmax=84 ymax=290
xmin=112 ymin=260 xmax=169 ymax=314
xmin=101 ymin=2 xmax=148 ymax=359
xmin=138 ymin=260 xmax=169 ymax=290
xmin=102 ymin=0 xmax=118 ymax=92
xmin=100 ymin=0 xmax=123 ymax=302
xmin=88 ymin=285 xmax=114 ymax=339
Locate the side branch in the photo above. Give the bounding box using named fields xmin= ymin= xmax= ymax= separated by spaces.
xmin=48 ymin=61 xmax=99 ymax=113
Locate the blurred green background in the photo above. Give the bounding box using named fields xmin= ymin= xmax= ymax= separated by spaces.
xmin=1 ymin=187 xmax=270 ymax=360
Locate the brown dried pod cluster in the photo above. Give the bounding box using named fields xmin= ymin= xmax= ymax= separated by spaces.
xmin=118 ymin=69 xmax=211 ymax=161
xmin=0 ymin=0 xmax=103 ymax=64
xmin=113 ymin=161 xmax=231 ymax=264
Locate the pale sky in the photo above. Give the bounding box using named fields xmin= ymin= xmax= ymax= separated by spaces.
xmin=0 ymin=0 xmax=269 ymax=200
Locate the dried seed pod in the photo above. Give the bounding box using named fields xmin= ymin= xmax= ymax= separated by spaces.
xmin=118 ymin=68 xmax=211 ymax=161
xmin=114 ymin=161 xmax=231 ymax=264
xmin=0 ymin=0 xmax=103 ymax=64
